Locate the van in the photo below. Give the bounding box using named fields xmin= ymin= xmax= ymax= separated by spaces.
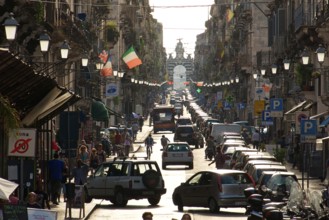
xmin=210 ymin=123 xmax=242 ymax=143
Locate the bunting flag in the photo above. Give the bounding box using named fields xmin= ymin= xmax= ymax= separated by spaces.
xmin=122 ymin=46 xmax=142 ymax=69
xmin=262 ymin=82 xmax=272 ymax=92
xmin=226 ymin=8 xmax=234 ymax=23
xmin=100 ymin=56 xmax=113 ymax=77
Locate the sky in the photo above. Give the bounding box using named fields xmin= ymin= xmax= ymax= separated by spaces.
xmin=149 ymin=0 xmax=214 ymax=58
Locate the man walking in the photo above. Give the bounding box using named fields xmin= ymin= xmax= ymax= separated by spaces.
xmin=48 ymin=153 xmax=65 ymax=205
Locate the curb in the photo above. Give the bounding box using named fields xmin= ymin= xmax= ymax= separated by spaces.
xmin=84 ymin=204 xmax=99 ymax=220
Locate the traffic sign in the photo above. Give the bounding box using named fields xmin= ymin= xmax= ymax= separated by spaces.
xmin=300 ymin=119 xmax=317 ymax=143
xmin=262 ymin=110 xmax=273 ymax=126
xmin=254 ymin=100 xmax=265 ymax=116
xmin=270 ymin=98 xmax=283 ymax=117
xmin=295 ymin=111 xmax=309 ymax=134
xmin=8 ymin=128 xmax=36 ymax=157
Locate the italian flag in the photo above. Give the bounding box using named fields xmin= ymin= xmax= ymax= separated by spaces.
xmin=122 ymin=46 xmax=142 ymax=69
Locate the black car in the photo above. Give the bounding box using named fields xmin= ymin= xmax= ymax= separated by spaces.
xmin=174 ymin=125 xmax=198 ymax=146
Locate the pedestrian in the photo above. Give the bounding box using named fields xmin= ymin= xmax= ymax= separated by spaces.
xmin=123 ymin=128 xmax=132 ymax=156
xmin=181 ymin=213 xmax=192 ymax=220
xmin=48 ymin=152 xmax=65 ymax=205
xmin=142 ymin=211 xmax=153 ymax=220
xmin=292 ymin=136 xmax=300 ymax=169
xmin=132 ymin=121 xmax=139 ymax=140
xmin=114 ymin=130 xmax=122 ymax=156
xmin=160 ymin=135 xmax=170 ymax=149
xmin=109 ymin=131 xmax=116 ymax=155
xmin=59 ymin=151 xmax=68 ymax=202
xmin=241 ymin=128 xmax=250 ymax=145
xmin=71 ymin=159 xmax=89 ymax=185
xmin=145 ymin=134 xmax=154 ymax=153
xmin=34 ymin=180 xmax=51 ymax=209
xmin=96 ymin=143 xmax=107 ymax=164
xmin=77 ymin=144 xmax=90 ymax=165
xmin=138 ymin=115 xmax=144 ymax=132
xmin=89 ymin=147 xmax=99 ymax=174
xmin=252 ymin=130 xmax=260 ymax=150
xmin=208 ymin=146 xmax=226 ymax=169
xmin=205 ymin=135 xmax=216 ymax=159
xmin=26 ymin=192 xmax=42 ymax=209
xmin=8 ymin=192 xmax=19 ymax=205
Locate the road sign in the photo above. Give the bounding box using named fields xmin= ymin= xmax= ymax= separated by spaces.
xmin=262 ymin=110 xmax=273 ymax=126
xmin=295 ymin=111 xmax=309 ymax=134
xmin=300 ymin=119 xmax=317 ymax=143
xmin=106 ymin=83 xmax=119 ymax=97
xmin=8 ymin=128 xmax=36 ymax=157
xmin=270 ymin=98 xmax=283 ymax=117
xmin=254 ymin=100 xmax=265 ymax=116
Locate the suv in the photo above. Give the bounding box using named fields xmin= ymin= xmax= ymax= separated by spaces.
xmin=174 ymin=125 xmax=198 ymax=146
xmin=84 ymin=158 xmax=167 ymax=206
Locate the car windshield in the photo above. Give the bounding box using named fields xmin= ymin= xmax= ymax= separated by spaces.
xmin=221 ymin=173 xmax=252 ymax=184
xmin=167 ymin=145 xmax=189 ymax=151
xmin=178 ymin=127 xmax=193 ymax=133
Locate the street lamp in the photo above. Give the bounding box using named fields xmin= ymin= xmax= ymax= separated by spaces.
xmin=316 ymin=44 xmax=326 ymax=65
xmin=260 ymin=67 xmax=266 ymax=76
xmin=60 ymin=40 xmax=70 ymax=59
xmin=3 ymin=13 xmax=19 ymax=41
xmin=95 ymin=59 xmax=103 ymax=70
xmin=81 ymin=53 xmax=89 ymax=67
xmin=253 ymin=72 xmax=258 ymax=79
xmin=271 ymin=64 xmax=277 ymax=75
xmin=235 ymin=76 xmax=239 ymax=83
xmin=113 ymin=70 xmax=118 ymax=77
xmin=301 ymin=48 xmax=309 ymax=65
xmin=38 ymin=30 xmax=51 ymax=52
xmin=283 ymin=58 xmax=291 ymax=71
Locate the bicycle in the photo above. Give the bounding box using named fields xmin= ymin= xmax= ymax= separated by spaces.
xmin=146 ymin=144 xmax=152 ymax=160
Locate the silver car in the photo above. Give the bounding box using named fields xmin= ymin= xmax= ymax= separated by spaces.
xmin=162 ymin=142 xmax=193 ymax=169
xmin=172 ymin=170 xmax=255 ymax=212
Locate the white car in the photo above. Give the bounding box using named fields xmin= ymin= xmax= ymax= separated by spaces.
xmin=162 ymin=142 xmax=193 ymax=169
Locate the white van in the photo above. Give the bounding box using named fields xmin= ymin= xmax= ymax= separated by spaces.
xmin=210 ymin=123 xmax=242 ymax=143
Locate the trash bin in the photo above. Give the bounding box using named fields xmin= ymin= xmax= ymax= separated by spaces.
xmin=65 ymin=183 xmax=75 ymax=200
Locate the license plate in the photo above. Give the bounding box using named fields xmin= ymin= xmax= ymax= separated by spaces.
xmin=235 ymin=201 xmax=246 ymax=206
xmin=142 ymin=191 xmax=154 ymax=195
xmin=173 ymin=154 xmax=183 ymax=157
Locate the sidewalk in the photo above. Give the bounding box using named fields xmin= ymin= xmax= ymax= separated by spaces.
xmin=54 ymin=118 xmax=153 ymax=219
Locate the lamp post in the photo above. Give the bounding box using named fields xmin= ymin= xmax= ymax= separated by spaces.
xmin=38 ymin=30 xmax=51 ymax=52
xmin=81 ymin=53 xmax=89 ymax=67
xmin=301 ymin=48 xmax=310 ymax=65
xmin=3 ymin=12 xmax=19 ymax=41
xmin=316 ymin=44 xmax=326 ymax=66
xmin=60 ymin=40 xmax=70 ymax=59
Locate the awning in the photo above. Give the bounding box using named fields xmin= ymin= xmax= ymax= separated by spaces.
xmin=284 ymin=100 xmax=314 ymax=114
xmin=320 ymin=117 xmax=329 ymax=127
xmin=310 ymin=111 xmax=329 ymax=119
xmin=91 ymin=100 xmax=109 ymax=121
xmin=0 ymin=49 xmax=80 ymax=126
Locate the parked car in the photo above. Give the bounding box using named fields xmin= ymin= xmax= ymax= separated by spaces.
xmin=243 ymin=160 xmax=282 ymax=173
xmin=174 ymin=125 xmax=198 ymax=146
xmin=247 ymin=164 xmax=287 ymax=183
xmin=221 ymin=140 xmax=247 ymax=153
xmin=84 ymin=159 xmax=166 ymax=206
xmin=161 ymin=142 xmax=193 ymax=169
xmin=223 ymin=146 xmax=248 ymax=168
xmin=172 ymin=170 xmax=255 ymax=213
xmin=233 ymin=151 xmax=273 ymax=170
xmin=229 ymin=148 xmax=258 ymax=169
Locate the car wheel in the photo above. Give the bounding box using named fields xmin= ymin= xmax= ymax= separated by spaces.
xmin=142 ymin=170 xmax=161 ymax=189
xmin=114 ymin=190 xmax=128 ymax=207
xmin=84 ymin=187 xmax=92 ymax=203
xmin=189 ymin=163 xmax=193 ymax=169
xmin=209 ymin=198 xmax=219 ymax=213
xmin=148 ymin=194 xmax=161 ymax=206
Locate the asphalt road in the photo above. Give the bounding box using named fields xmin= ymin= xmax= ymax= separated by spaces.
xmin=88 ymin=132 xmax=249 ymax=220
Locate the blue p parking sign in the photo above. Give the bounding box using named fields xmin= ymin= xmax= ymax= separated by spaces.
xmin=270 ymin=98 xmax=283 ymax=117
xmin=300 ymin=119 xmax=317 ymax=143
